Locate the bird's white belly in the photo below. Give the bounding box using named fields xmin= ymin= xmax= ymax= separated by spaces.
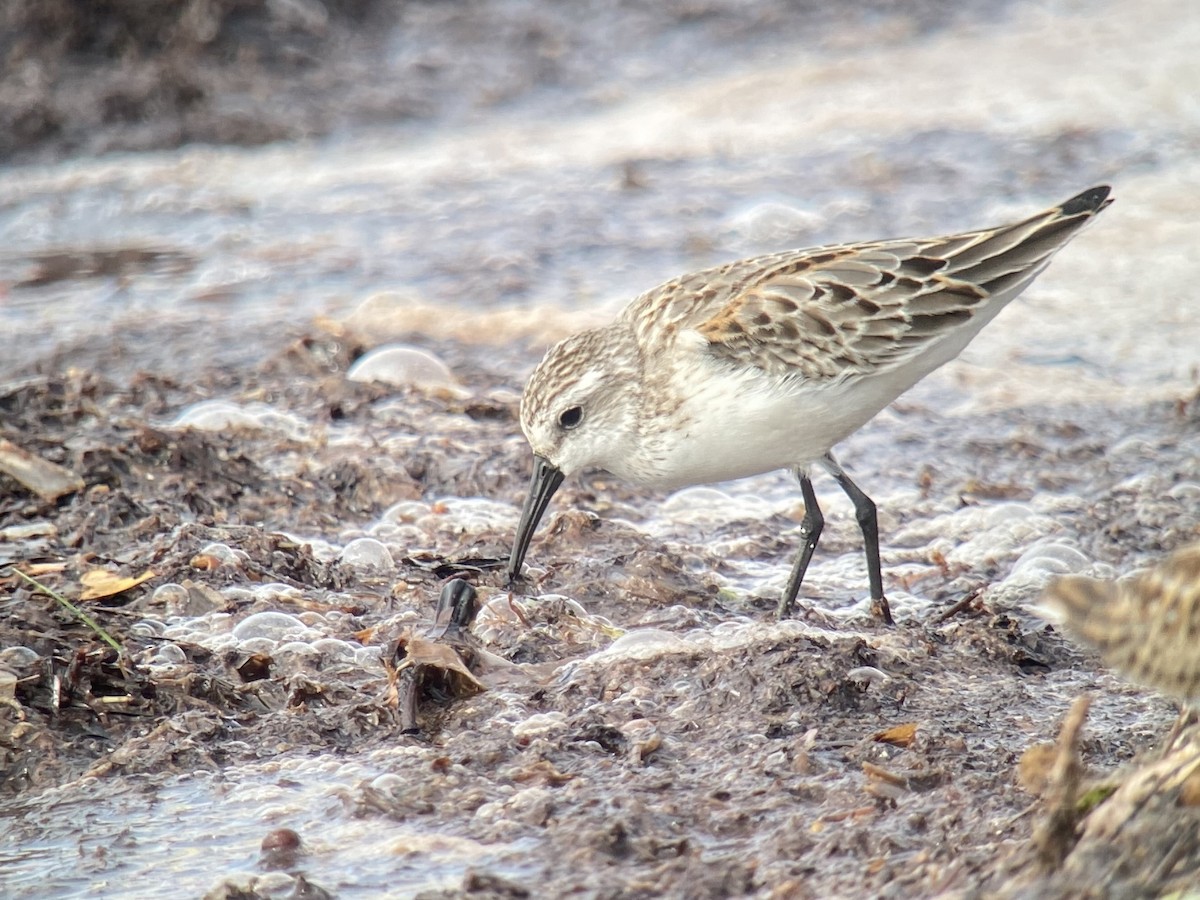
xmin=638 ymin=371 xmax=886 ymax=489
xmin=623 ymin=321 xmax=994 ymax=490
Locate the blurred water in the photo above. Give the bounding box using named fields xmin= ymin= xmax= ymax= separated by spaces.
xmin=3 ymin=0 xmax=1197 ymax=384
xmin=0 ymin=752 xmax=540 ymax=898
xmin=2 ymin=0 xmax=1199 ymax=895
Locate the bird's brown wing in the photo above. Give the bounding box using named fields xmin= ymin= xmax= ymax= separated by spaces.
xmin=689 ymin=186 xmax=1113 ymax=381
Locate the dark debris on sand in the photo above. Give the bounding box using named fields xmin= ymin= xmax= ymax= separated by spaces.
xmin=1 ymin=325 xmax=1199 ymax=894
xmin=2 ymin=3 xmax=1199 ymax=890
xmin=1 ymin=0 xmax=1020 ymax=164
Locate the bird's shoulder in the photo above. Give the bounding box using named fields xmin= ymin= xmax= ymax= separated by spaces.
xmin=622 ymin=237 xmax=986 ymax=381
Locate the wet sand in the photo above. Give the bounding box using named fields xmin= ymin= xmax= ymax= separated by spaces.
xmin=2 ymin=0 xmax=1200 ymax=896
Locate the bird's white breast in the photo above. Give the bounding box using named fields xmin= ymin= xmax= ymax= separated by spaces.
xmin=627 ymin=361 xmax=865 ymax=489
xmin=628 ymin=325 xmax=988 ymax=490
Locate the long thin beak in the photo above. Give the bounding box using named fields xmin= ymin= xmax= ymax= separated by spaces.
xmin=507 ymin=454 xmax=565 ymax=584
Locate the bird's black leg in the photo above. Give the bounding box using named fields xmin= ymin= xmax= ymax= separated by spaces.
xmin=778 ymin=471 xmax=823 ymax=619
xmin=821 ymin=453 xmax=894 ymax=625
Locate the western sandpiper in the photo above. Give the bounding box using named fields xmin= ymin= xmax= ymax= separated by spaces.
xmin=508 ymin=186 xmax=1114 ymax=622
xmin=1042 ymin=543 xmax=1200 ymax=701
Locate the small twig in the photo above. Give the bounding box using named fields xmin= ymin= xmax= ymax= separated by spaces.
xmin=396 ymin=668 xmax=422 ymax=734
xmin=932 ymin=587 xmax=984 ymax=625
xmin=8 ymin=567 xmax=124 ymax=654
xmin=1032 ymin=694 xmax=1092 ymax=871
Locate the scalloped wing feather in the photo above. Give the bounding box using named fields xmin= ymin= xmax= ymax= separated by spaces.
xmin=1043 ymin=543 xmax=1200 ymax=699
xmin=677 ymin=187 xmax=1113 ymax=381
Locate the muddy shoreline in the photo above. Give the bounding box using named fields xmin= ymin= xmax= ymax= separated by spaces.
xmin=3 ymin=339 xmax=1197 ymax=896
xmin=4 ymin=0 xmax=1200 ymax=896
xmin=2 ymin=0 xmax=1016 ymax=165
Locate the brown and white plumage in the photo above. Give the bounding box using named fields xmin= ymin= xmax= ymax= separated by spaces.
xmin=1042 ymin=544 xmax=1200 ymax=700
xmin=623 ymin=186 xmax=1111 ymax=383
xmin=509 ymin=187 xmax=1113 ymax=618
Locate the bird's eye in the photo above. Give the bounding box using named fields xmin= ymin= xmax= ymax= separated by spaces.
xmin=558 ymin=406 xmax=584 ymax=430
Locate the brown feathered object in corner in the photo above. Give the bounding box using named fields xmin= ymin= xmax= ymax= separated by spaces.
xmin=1041 ymin=543 xmax=1200 ymax=701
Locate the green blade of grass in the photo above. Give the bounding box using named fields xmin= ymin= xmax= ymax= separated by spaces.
xmin=8 ymin=567 xmax=124 ymax=654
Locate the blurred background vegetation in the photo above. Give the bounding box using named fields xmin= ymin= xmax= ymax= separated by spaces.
xmin=0 ymin=0 xmax=396 ymax=160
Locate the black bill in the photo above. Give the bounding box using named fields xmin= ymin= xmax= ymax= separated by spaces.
xmin=507 ymin=454 xmax=565 ymax=584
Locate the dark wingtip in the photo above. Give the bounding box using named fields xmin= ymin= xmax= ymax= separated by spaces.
xmin=1060 ymin=185 xmax=1112 ymax=216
